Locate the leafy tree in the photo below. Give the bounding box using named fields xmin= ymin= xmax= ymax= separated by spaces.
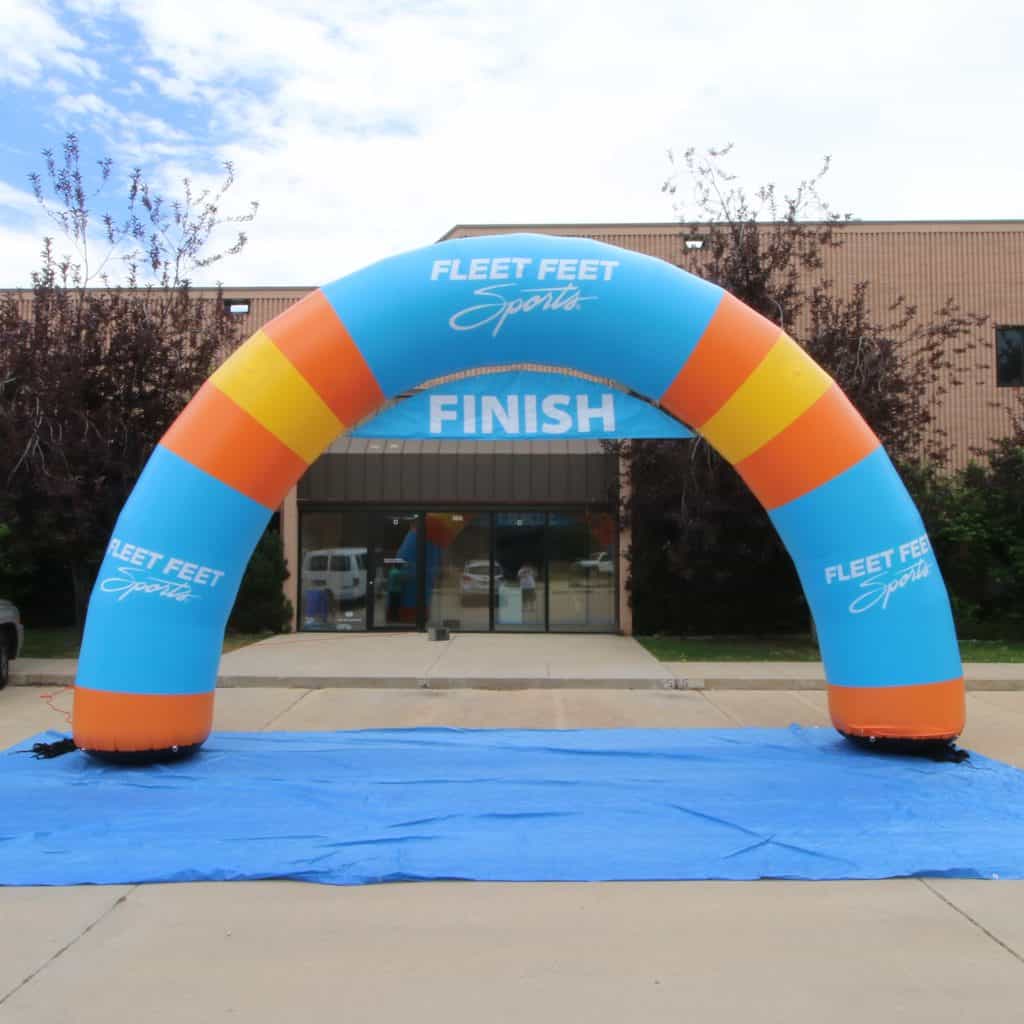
xmin=623 ymin=145 xmax=986 ymax=636
xmin=0 ymin=134 xmax=258 ymax=629
xmin=229 ymin=528 xmax=293 ymax=635
xmin=910 ymin=418 xmax=1024 ymax=632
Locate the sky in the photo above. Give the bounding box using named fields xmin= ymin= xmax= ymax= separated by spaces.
xmin=1 ymin=0 xmax=1022 ymax=288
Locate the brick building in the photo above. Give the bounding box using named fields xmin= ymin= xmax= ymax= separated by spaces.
xmin=6 ymin=221 xmax=1022 ymax=634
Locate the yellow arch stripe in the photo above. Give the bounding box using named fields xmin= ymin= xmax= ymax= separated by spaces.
xmin=700 ymin=334 xmax=833 ymax=464
xmin=210 ymin=330 xmax=343 ymax=464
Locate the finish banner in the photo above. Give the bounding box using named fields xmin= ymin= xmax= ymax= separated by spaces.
xmin=350 ymin=370 xmax=693 ymax=440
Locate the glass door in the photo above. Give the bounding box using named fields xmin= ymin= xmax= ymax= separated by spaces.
xmin=548 ymin=510 xmax=617 ymax=631
xmin=494 ymin=512 xmax=546 ymax=632
xmin=369 ymin=511 xmax=421 ymax=630
xmin=298 ymin=510 xmax=369 ymax=631
xmin=424 ymin=512 xmax=492 ymax=632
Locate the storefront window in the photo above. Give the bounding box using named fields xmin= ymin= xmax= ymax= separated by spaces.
xmin=425 ymin=512 xmax=492 ymax=631
xmin=548 ymin=510 xmax=616 ymax=631
xmin=299 ymin=506 xmax=617 ymax=633
xmin=494 ymin=512 xmax=546 ymax=632
xmin=370 ymin=511 xmax=420 ymax=629
xmin=299 ymin=511 xmax=369 ymax=631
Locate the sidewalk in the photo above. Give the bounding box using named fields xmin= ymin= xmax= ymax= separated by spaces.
xmin=12 ymin=632 xmax=1024 ymax=689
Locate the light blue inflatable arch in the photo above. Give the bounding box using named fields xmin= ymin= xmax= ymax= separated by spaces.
xmin=72 ymin=234 xmax=965 ymax=760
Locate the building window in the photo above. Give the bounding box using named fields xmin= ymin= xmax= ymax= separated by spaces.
xmin=996 ymin=326 xmax=1024 ymax=387
xmin=223 ymin=298 xmax=251 ymax=316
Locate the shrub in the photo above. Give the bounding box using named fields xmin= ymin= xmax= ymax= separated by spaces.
xmin=229 ymin=529 xmax=293 ymax=635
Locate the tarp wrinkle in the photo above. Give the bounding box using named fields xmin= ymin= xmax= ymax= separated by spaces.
xmin=2 ymin=726 xmax=1022 ymax=886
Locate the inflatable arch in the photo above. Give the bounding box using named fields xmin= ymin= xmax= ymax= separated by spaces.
xmin=72 ymin=234 xmax=965 ymax=760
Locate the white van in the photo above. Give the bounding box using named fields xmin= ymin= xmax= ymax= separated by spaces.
xmin=301 ymin=548 xmax=368 ymax=603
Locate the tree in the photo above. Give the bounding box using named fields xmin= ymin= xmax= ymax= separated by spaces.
xmin=622 ymin=146 xmax=986 ymax=636
xmin=229 ymin=527 xmax=294 ymax=635
xmin=909 ymin=417 xmax=1024 ymax=632
xmin=0 ymin=134 xmax=258 ymax=629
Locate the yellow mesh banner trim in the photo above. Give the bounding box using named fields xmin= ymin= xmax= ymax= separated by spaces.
xmin=699 ymin=335 xmax=833 ymax=464
xmin=210 ymin=330 xmax=343 ymax=464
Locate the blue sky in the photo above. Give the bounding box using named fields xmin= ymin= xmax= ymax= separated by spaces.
xmin=1 ymin=0 xmax=1022 ymax=288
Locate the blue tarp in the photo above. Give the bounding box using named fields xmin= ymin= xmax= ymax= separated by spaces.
xmin=3 ymin=726 xmax=1023 ymax=886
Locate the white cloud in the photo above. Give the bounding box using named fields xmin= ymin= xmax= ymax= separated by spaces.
xmin=0 ymin=225 xmax=50 ymax=288
xmin=3 ymin=0 xmax=1024 ymax=287
xmin=0 ymin=1 xmax=101 ymax=87
xmin=0 ymin=181 xmax=40 ymax=214
xmin=56 ymin=91 xmax=119 ymax=117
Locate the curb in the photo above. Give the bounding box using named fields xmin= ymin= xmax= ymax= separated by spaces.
xmin=10 ymin=673 xmax=1024 ymax=692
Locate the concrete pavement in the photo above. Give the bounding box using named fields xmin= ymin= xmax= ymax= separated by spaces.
xmin=11 ymin=631 xmax=1024 ymax=689
xmin=3 ymin=683 xmax=1024 ymax=1023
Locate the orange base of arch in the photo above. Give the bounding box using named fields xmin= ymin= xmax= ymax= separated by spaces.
xmin=828 ymin=678 xmax=965 ymax=741
xmin=73 ymin=686 xmax=214 ymax=753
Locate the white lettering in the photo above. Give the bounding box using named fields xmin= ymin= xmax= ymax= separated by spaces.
xmin=524 ymin=394 xmax=538 ymax=434
xmin=431 ymin=256 xmax=535 ymax=281
xmin=107 ymin=537 xmax=164 ymax=571
xmin=421 ymin=390 xmax=633 ymax=437
xmin=104 ymin=541 xmax=224 ymax=596
xmin=448 ymin=283 xmax=598 ymax=338
xmin=481 ymin=395 xmax=519 ymax=435
xmin=100 ymin=566 xmax=199 ymax=604
xmin=541 ymin=395 xmax=573 ymax=434
xmin=432 ymin=256 xmax=616 ymax=284
xmin=576 ymin=393 xmax=615 ymax=433
xmin=429 ymin=395 xmax=459 ymax=434
xmin=557 ymin=258 xmax=578 ymax=281
xmin=822 ymin=534 xmax=935 ymax=614
xmin=824 ymin=547 xmax=896 ymax=585
xmin=899 ymin=535 xmax=930 ymax=562
xmin=849 ymin=560 xmax=932 ymax=614
xmin=537 ymin=257 xmax=559 ymax=281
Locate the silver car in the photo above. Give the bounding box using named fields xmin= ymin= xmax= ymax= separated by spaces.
xmin=459 ymin=560 xmax=504 ymax=604
xmin=0 ymin=599 xmax=24 ymax=689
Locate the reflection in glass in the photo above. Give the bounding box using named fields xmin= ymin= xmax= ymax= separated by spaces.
xmin=300 ymin=506 xmax=617 ymax=634
xmin=425 ymin=513 xmax=492 ymax=631
xmin=494 ymin=512 xmax=546 ymax=631
xmin=298 ymin=510 xmax=369 ymax=631
xmin=548 ymin=510 xmax=616 ymax=631
xmin=371 ymin=512 xmax=420 ymax=628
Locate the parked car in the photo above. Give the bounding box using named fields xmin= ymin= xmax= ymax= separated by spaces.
xmin=573 ymin=552 xmax=615 ymax=576
xmin=459 ymin=560 xmax=504 ymax=604
xmin=301 ymin=547 xmax=368 ymax=604
xmin=0 ymin=599 xmax=24 ymax=689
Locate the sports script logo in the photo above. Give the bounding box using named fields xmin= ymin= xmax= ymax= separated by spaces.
xmin=99 ymin=537 xmax=226 ymax=604
xmin=822 ymin=534 xmax=933 ymax=615
xmin=430 ymin=256 xmax=619 ymax=338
